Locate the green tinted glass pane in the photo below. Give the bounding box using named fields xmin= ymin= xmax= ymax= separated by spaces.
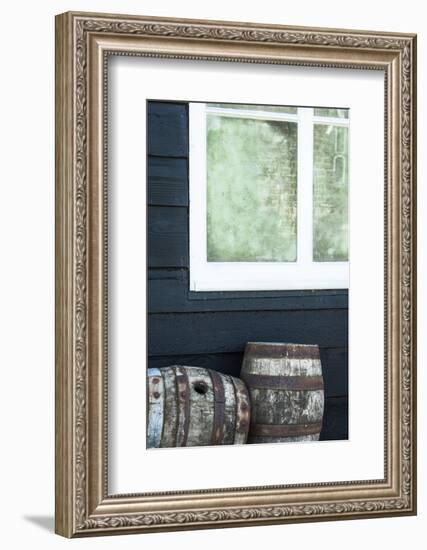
xmin=313 ymin=124 xmax=349 ymax=261
xmin=207 ymin=115 xmax=297 ymax=262
xmin=314 ymin=108 xmax=349 ymax=118
xmin=210 ymin=103 xmax=297 ymax=114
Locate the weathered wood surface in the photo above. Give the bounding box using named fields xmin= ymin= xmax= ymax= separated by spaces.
xmin=231 ymin=377 xmax=251 ymax=444
xmin=148 ymin=310 xmax=348 ymax=355
xmin=146 ymin=368 xmax=165 ymax=448
xmin=148 ymin=206 xmax=188 ymax=267
xmin=241 ymin=342 xmax=325 ymax=444
xmin=149 ymin=355 xmax=347 ymax=440
xmin=148 ymin=269 xmax=348 ymax=313
xmin=147 ymin=101 xmax=188 ymax=157
xmin=148 ymin=157 xmax=188 ymax=206
xmin=160 ymin=366 xmax=179 ymax=447
xmin=146 ymin=366 xmax=250 ymax=448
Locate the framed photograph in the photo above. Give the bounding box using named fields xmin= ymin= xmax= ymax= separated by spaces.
xmin=55 ymin=11 xmax=417 ymax=537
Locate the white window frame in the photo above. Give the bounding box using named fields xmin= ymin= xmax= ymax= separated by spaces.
xmin=189 ymin=103 xmax=350 ymax=292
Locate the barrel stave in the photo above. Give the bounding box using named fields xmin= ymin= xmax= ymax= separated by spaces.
xmin=159 ymin=366 xmax=179 ymax=448
xmin=147 ymin=368 xmax=165 ymax=449
xmin=232 ymin=376 xmax=251 ymax=445
xmin=222 ymin=375 xmax=241 ymax=445
xmin=175 ymin=366 xmax=191 ymax=446
xmin=185 ymin=368 xmax=215 ymax=447
xmin=249 ymin=388 xmax=324 ymax=425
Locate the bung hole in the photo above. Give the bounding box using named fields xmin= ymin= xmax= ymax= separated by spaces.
xmin=193 ymin=381 xmax=208 ymax=395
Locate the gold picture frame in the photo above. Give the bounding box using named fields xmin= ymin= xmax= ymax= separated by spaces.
xmin=55 ymin=11 xmax=417 ymax=537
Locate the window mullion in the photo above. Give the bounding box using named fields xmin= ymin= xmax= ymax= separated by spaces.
xmin=297 ymin=107 xmax=314 ymax=266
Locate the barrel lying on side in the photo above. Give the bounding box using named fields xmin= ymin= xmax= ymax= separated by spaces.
xmin=147 ymin=366 xmax=250 ymax=448
xmin=240 ymin=342 xmax=324 ymax=444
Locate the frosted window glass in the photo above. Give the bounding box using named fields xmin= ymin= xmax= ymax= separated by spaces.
xmin=314 ymin=108 xmax=349 ymax=119
xmin=211 ymin=103 xmax=297 ymax=114
xmin=206 ymin=114 xmax=297 ymax=262
xmin=313 ymin=124 xmax=349 ymax=261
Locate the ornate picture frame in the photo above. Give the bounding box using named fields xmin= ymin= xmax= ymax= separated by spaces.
xmin=55 ymin=11 xmax=416 ymax=537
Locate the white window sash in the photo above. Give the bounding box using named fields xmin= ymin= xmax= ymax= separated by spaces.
xmin=297 ymin=107 xmax=314 ymax=267
xmin=189 ymin=103 xmax=349 ymax=291
xmin=204 ymin=105 xmax=350 ymax=127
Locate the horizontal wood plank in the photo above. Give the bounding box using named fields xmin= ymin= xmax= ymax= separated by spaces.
xmin=319 ymin=396 xmax=348 ymax=441
xmin=148 ymin=269 xmax=348 ymax=312
xmin=320 ymin=347 xmax=348 ymax=398
xmin=148 ymin=207 xmax=188 ymax=267
xmin=148 ymin=309 xmax=348 ymax=356
xmin=147 ymin=102 xmax=188 ymax=157
xmin=148 ymin=157 xmax=188 ymax=206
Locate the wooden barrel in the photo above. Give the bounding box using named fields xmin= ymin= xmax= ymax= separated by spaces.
xmin=240 ymin=342 xmax=324 ymax=444
xmin=147 ymin=366 xmax=250 ymax=448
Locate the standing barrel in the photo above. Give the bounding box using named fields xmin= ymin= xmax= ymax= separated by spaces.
xmin=147 ymin=366 xmax=250 ymax=448
xmin=240 ymin=342 xmax=324 ymax=444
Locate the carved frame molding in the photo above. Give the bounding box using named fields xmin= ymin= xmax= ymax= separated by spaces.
xmin=55 ymin=11 xmax=416 ymax=537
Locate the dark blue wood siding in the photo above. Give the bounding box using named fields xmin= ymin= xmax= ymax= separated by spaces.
xmin=147 ymin=101 xmax=348 ymax=441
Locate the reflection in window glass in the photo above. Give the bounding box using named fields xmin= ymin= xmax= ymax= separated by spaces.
xmin=207 ymin=115 xmax=297 ymax=262
xmin=313 ymin=124 xmax=349 ymax=261
xmin=314 ymin=108 xmax=349 ymax=119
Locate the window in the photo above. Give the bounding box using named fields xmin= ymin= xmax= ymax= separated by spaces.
xmin=189 ymin=102 xmax=349 ymax=291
